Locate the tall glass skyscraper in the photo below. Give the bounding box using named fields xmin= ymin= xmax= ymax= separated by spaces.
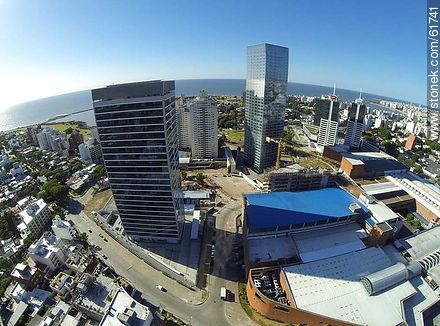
xmin=244 ymin=43 xmax=289 ymax=173
xmin=92 ymin=80 xmax=183 ymax=242
xmin=344 ymin=97 xmax=366 ymax=149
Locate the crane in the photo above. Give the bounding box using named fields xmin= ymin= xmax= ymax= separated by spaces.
xmin=265 ymin=136 xmax=293 ymax=170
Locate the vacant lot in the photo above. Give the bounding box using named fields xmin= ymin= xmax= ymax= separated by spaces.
xmin=42 ymin=122 xmax=92 ymax=139
xmin=84 ymin=189 xmax=112 ymax=216
xmin=223 ymin=129 xmax=245 ymax=147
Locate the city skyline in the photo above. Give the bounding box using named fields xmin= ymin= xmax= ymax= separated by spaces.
xmin=0 ymin=0 xmax=425 ymax=111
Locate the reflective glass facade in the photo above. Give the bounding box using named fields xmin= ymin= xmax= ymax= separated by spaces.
xmin=92 ymin=80 xmax=183 ymax=241
xmin=244 ymin=44 xmax=289 ymax=173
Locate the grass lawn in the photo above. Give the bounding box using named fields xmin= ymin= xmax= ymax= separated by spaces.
xmin=83 ymin=189 xmax=112 ymax=216
xmin=42 ymin=122 xmax=92 ymax=139
xmin=223 ymin=129 xmax=244 ymax=146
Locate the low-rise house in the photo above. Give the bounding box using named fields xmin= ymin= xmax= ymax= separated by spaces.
xmin=52 ymin=217 xmax=76 ymax=241
xmin=100 ymin=287 xmax=153 ymax=326
xmin=10 ymin=263 xmax=45 ymax=290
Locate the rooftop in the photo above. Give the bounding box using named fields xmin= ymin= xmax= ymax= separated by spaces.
xmin=245 ymin=188 xmax=366 ymax=231
xmin=387 ymin=172 xmax=440 ymax=219
xmin=282 ymin=247 xmax=426 ymax=325
xmin=29 ymin=234 xmax=63 ymax=259
xmin=18 ymin=198 xmax=47 ymax=225
xmin=99 ymin=287 xmax=153 ymax=326
xmin=292 ymin=222 xmax=367 ymax=263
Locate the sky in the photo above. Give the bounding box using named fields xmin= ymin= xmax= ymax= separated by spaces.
xmin=0 ymin=0 xmax=426 ymax=110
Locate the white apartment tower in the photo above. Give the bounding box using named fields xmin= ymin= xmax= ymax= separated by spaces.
xmin=344 ymin=97 xmax=366 ymax=149
xmin=315 ymin=94 xmax=340 ymax=149
xmin=188 ymin=91 xmax=218 ymax=159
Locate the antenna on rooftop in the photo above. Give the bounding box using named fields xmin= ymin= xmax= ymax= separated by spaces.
xmin=333 ymin=83 xmax=336 ymax=95
xmin=359 ymin=88 xmax=363 ymax=100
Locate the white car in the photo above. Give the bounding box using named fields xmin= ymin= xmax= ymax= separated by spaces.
xmin=157 ymin=285 xmax=167 ymax=292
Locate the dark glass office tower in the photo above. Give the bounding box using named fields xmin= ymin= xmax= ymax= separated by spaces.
xmin=92 ymin=80 xmax=183 ymax=242
xmin=244 ymin=43 xmax=289 ymax=173
xmin=344 ymin=98 xmax=366 ymax=148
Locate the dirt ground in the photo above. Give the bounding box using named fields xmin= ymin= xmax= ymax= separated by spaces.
xmin=84 ymin=189 xmax=113 ymax=216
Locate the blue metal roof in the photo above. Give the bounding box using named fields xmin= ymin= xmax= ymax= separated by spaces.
xmin=245 ymin=188 xmax=365 ymax=232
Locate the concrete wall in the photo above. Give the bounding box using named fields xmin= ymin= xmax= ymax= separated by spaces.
xmin=415 ymin=201 xmax=440 ymax=223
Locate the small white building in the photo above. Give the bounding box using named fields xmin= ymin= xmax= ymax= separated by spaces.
xmin=17 ymin=198 xmax=52 ymax=239
xmin=99 ymin=287 xmax=153 ymax=326
xmin=52 ymin=217 xmax=76 ymax=240
xmin=28 ymin=233 xmax=66 ymax=272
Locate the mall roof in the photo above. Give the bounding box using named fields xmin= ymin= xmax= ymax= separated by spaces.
xmin=282 ymin=247 xmax=419 ymax=326
xmin=245 ymin=188 xmax=366 ymax=231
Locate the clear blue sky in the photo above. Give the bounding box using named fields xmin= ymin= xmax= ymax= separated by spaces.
xmin=0 ymin=0 xmax=425 ymax=109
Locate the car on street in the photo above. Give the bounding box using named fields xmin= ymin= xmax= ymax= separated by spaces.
xmin=157 ymin=285 xmax=167 ymax=292
xmin=88 ymin=229 xmax=92 ymax=233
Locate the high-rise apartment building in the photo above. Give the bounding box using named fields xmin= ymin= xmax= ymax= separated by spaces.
xmin=92 ymin=80 xmax=184 ymax=242
xmin=176 ymin=106 xmax=190 ymax=149
xmin=315 ymin=95 xmax=340 ymax=148
xmin=188 ymin=91 xmax=218 ymax=159
xmin=344 ymin=98 xmax=366 ymax=148
xmin=244 ymin=43 xmax=289 ymax=173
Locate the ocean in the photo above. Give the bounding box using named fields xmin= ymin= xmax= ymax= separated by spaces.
xmin=0 ymin=79 xmax=404 ymax=131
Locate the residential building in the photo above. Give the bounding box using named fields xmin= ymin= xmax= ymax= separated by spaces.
xmin=188 ymin=91 xmax=218 ymax=159
xmin=244 ymin=43 xmax=289 ymax=173
xmin=10 ymin=263 xmax=44 ymax=290
xmin=405 ymin=134 xmax=417 ymax=151
xmin=28 ymin=233 xmax=66 ymax=272
xmin=78 ymin=138 xmax=102 ymax=164
xmin=344 ymin=97 xmax=366 ymax=148
xmin=176 ymin=106 xmax=190 ymax=149
xmin=92 ymin=80 xmax=184 ymax=241
xmin=26 ymin=126 xmax=40 ymax=146
xmin=0 ymin=153 xmax=10 ymax=168
xmin=99 ymin=287 xmax=153 ymax=326
xmin=315 ymin=95 xmax=340 ymax=149
xmin=10 ymin=163 xmax=25 ymax=179
xmin=262 ymin=164 xmax=337 ymax=192
xmin=52 ymin=217 xmax=76 ymax=240
xmin=69 ymin=130 xmax=84 ymax=150
xmin=36 ymin=128 xmax=70 ymax=156
xmin=17 ymin=198 xmax=52 ymax=239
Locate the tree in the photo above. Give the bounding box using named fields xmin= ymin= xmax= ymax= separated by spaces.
xmin=0 ymin=210 xmax=16 ymax=240
xmin=52 ymin=205 xmax=65 ymax=217
xmin=195 ymin=172 xmax=205 ymax=185
xmin=413 ymin=165 xmax=423 ymax=174
xmin=71 ymin=161 xmax=83 ymax=173
xmin=382 ymin=141 xmax=398 ymax=158
xmin=90 ymin=164 xmax=105 ymax=182
xmin=0 ymin=257 xmax=13 ymax=271
xmin=0 ymin=276 xmax=12 ymax=297
xmin=23 ymin=234 xmax=36 ymax=248
xmin=218 ymin=134 xmax=227 ymax=148
xmin=79 ymin=232 xmax=88 ymax=243
xmin=180 ymin=171 xmax=187 ymax=181
xmin=41 ymin=181 xmax=69 ymax=203
xmin=406 ymin=213 xmax=414 ymax=221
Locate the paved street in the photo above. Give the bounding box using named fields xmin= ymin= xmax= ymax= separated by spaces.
xmin=67 ymin=194 xmax=255 ymax=325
